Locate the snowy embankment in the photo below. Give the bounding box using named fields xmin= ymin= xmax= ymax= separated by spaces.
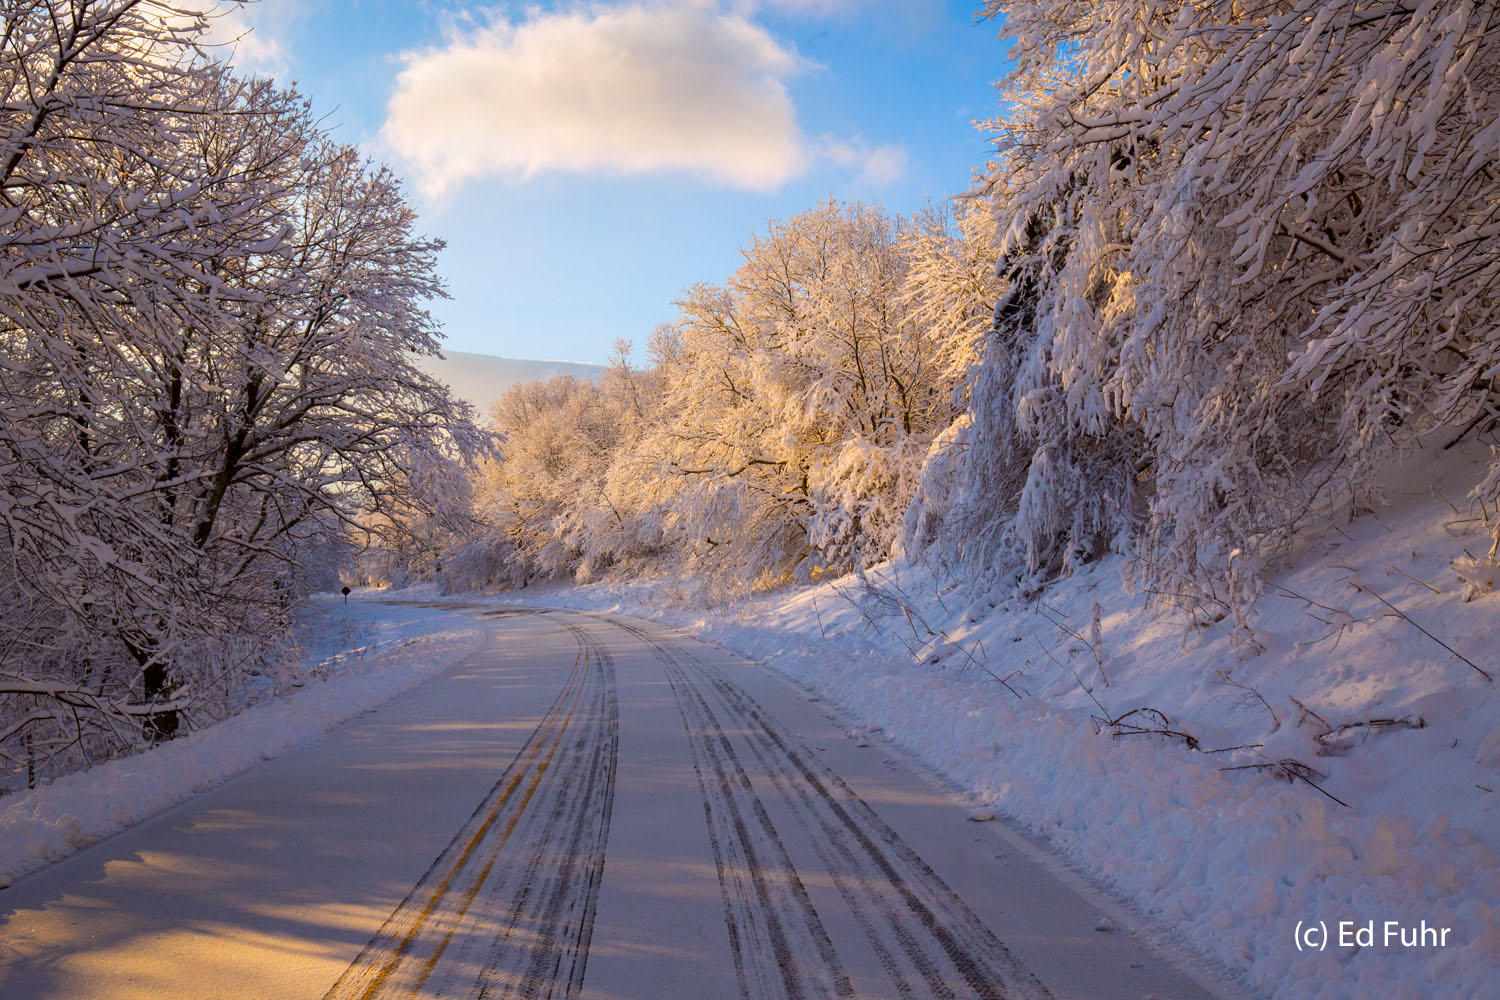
xmin=495 ymin=447 xmax=1500 ymax=999
xmin=0 ymin=599 xmax=483 ymax=887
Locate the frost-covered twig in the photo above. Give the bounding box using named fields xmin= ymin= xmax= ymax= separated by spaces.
xmin=1384 ymin=563 xmax=1440 ymax=596
xmin=1220 ymin=759 xmax=1350 ymax=809
xmin=1215 ymin=670 xmax=1280 ymax=729
xmin=1315 ymin=716 xmax=1425 ymax=755
xmin=1034 ymin=598 xmax=1109 ymax=686
xmin=1345 ymin=579 xmax=1493 ymax=682
xmin=1097 ymin=707 xmax=1199 ymax=750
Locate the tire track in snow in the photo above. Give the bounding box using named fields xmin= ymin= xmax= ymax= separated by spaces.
xmin=325 ymin=617 xmax=617 ymax=1000
xmin=632 ymin=623 xmax=855 ymax=1000
xmin=599 ymin=615 xmax=1052 ymax=1000
xmin=468 ymin=624 xmax=618 ymax=999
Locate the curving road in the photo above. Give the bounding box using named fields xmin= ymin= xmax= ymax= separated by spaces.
xmin=0 ymin=605 xmax=1234 ymax=999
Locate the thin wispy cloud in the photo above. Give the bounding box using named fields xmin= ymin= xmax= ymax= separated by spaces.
xmin=382 ymin=2 xmax=906 ymax=199
xmin=190 ymin=0 xmax=306 ymax=77
xmin=731 ymin=0 xmax=944 ymax=29
xmin=818 ymin=137 xmax=909 ymax=187
xmin=734 ymin=0 xmax=856 ymax=13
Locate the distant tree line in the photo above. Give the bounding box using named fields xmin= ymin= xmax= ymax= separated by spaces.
xmin=402 ymin=0 xmax=1500 ymax=641
xmin=356 ymin=199 xmax=1001 ymax=596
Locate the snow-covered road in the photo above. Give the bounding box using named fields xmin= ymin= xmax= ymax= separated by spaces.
xmin=0 ymin=605 xmax=1232 ymax=999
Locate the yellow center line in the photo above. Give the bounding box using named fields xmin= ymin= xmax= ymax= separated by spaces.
xmin=352 ymin=641 xmax=590 ymax=999
xmin=410 ymin=650 xmax=592 ymax=989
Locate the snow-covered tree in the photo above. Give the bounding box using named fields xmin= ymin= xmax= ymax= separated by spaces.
xmin=457 ymin=202 xmax=990 ymax=595
xmin=644 ymin=201 xmax=963 ymax=588
xmin=475 ymin=373 xmax=628 ymax=581
xmin=0 ymin=0 xmax=487 ymax=785
xmin=955 ymin=0 xmax=1500 ymax=602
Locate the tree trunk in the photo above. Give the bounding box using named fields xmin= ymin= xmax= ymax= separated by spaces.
xmin=126 ymin=635 xmax=179 ymax=741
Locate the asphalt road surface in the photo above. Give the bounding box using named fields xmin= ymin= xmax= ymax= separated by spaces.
xmin=0 ymin=605 xmax=1239 ymax=999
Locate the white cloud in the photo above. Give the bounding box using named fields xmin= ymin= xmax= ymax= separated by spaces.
xmin=730 ymin=0 xmax=941 ymax=27
xmin=383 ymin=4 xmax=814 ymax=199
xmin=734 ymin=0 xmax=855 ymax=13
xmin=818 ymin=136 xmax=909 ymax=187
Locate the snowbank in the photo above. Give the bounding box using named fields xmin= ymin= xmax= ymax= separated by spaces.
xmin=0 ymin=598 xmax=483 ymax=886
xmin=484 ymin=449 xmax=1500 ymax=999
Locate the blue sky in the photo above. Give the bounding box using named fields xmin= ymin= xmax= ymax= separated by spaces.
xmin=223 ymin=1 xmax=1011 ymax=364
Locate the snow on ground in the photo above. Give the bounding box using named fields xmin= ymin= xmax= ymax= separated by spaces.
xmin=7 ymin=447 xmax=1493 ymax=998
xmin=0 ymin=598 xmax=483 ymax=887
xmin=479 ymin=445 xmax=1500 ymax=1000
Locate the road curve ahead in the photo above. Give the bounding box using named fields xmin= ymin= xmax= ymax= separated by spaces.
xmin=0 ymin=606 xmax=1234 ymax=1000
